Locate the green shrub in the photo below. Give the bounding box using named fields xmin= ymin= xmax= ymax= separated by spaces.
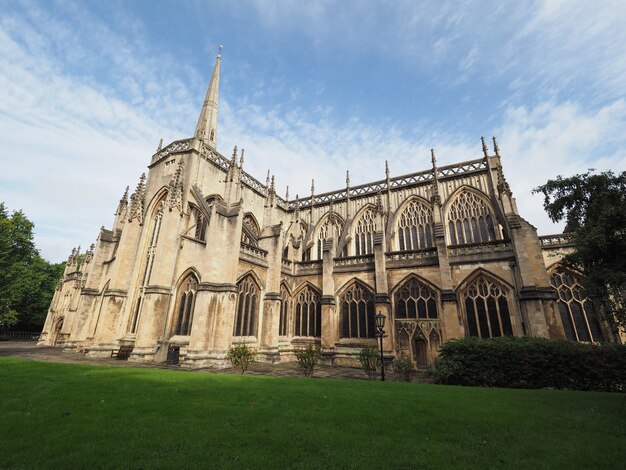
xmin=358 ymin=346 xmax=380 ymax=379
xmin=392 ymin=354 xmax=416 ymax=382
xmin=430 ymin=336 xmax=626 ymax=391
xmin=226 ymin=344 xmax=257 ymax=374
xmin=295 ymin=344 xmax=322 ymax=378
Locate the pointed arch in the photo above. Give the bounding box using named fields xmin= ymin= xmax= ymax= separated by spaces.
xmin=392 ymin=195 xmax=435 ymax=251
xmin=242 ymin=213 xmax=261 ymax=246
xmin=548 ymin=264 xmax=604 ymax=342
xmin=391 ymin=274 xmax=440 ymax=320
xmin=312 ymin=211 xmax=345 ymax=260
xmin=279 ymin=282 xmax=292 ymax=337
xmin=233 ymin=273 xmax=261 ymax=337
xmin=349 ymin=203 xmax=378 ymax=256
xmin=337 ymin=279 xmax=376 ymax=339
xmin=145 ymin=186 xmax=169 ymax=218
xmin=171 ymin=271 xmax=199 ymax=337
xmin=457 ymin=269 xmax=514 ymax=339
xmin=236 ymin=270 xmax=265 ymax=291
xmin=174 ymin=267 xmax=202 ymax=289
xmin=444 ymin=186 xmax=497 ymax=245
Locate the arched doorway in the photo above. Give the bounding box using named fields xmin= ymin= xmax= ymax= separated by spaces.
xmin=413 ymin=335 xmax=428 ymax=367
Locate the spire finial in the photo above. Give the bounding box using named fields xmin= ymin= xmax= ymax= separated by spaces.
xmin=431 ymin=148 xmax=437 ymax=165
xmin=218 ymin=44 xmax=223 ymax=57
xmin=311 ymin=179 xmax=315 ymax=196
xmin=231 ymin=145 xmax=238 ymax=167
xmin=346 ymin=170 xmax=350 ymax=187
xmin=492 ymin=136 xmax=500 ymax=157
xmin=194 ymin=47 xmax=221 ymax=149
xmin=266 ymin=170 xmax=270 ymax=188
xmin=240 ymin=148 xmax=244 ymax=168
xmin=285 ymin=185 xmax=289 ymax=200
xmin=481 ymin=136 xmax=489 ymax=157
xmin=157 ymin=138 xmax=163 ymax=152
xmin=385 ymin=160 xmax=390 ymax=179
xmin=270 ymin=175 xmax=275 ymax=193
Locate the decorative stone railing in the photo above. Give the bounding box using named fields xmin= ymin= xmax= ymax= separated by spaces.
xmin=151 ymin=138 xmax=192 ymax=164
xmin=448 ymin=240 xmax=512 ymax=256
xmin=334 ymin=255 xmax=375 ymax=267
xmin=152 ymin=139 xmax=488 ymax=212
xmin=539 ymin=233 xmax=575 ymax=247
xmin=296 ymin=260 xmax=323 ymax=272
xmin=240 ymin=242 xmax=268 ymax=260
xmin=281 ymin=258 xmax=293 ymax=269
xmin=287 ymin=158 xmax=487 ymax=209
xmin=386 ymin=248 xmax=438 ymax=262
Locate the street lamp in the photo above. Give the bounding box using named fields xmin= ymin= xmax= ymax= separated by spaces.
xmin=375 ymin=311 xmax=386 ymax=381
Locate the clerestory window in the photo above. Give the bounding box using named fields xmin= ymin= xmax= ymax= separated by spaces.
xmin=447 ymin=191 xmax=496 ymax=245
xmin=397 ymin=200 xmax=434 ymax=250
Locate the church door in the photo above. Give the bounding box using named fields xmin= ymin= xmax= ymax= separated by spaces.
xmin=413 ymin=337 xmax=428 ymax=367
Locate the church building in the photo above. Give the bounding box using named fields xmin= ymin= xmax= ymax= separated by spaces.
xmin=39 ymin=51 xmax=617 ymax=367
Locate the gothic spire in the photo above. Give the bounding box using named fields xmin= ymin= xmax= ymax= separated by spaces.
xmin=194 ymin=45 xmax=222 ymax=150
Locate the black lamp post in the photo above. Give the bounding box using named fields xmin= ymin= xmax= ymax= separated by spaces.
xmin=375 ymin=311 xmax=386 ymax=381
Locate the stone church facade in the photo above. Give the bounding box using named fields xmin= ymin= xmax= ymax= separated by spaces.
xmin=39 ymin=52 xmax=617 ymax=367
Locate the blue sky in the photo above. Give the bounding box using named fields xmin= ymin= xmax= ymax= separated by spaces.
xmin=2 ymin=0 xmax=626 ymax=262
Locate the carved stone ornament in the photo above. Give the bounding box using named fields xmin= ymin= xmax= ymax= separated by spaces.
xmin=167 ymin=160 xmax=185 ymax=216
xmin=128 ymin=173 xmax=146 ymax=224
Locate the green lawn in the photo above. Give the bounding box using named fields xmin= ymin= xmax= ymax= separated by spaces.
xmin=0 ymin=358 xmax=623 ymax=469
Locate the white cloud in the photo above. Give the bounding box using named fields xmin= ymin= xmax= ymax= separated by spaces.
xmin=2 ymin=1 xmax=626 ymax=264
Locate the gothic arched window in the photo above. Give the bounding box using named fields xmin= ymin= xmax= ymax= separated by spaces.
xmin=241 ymin=214 xmax=260 ymax=246
xmin=316 ymin=215 xmax=343 ymax=260
xmin=191 ymin=207 xmax=207 ymax=241
xmin=550 ymin=268 xmax=604 ymax=342
xmin=294 ymin=286 xmax=322 ymax=337
xmin=340 ymin=282 xmax=376 ymax=339
xmin=447 ymin=191 xmax=497 ymax=245
xmin=174 ymin=275 xmax=198 ymax=336
xmin=397 ymin=200 xmax=434 ymax=250
xmin=463 ymin=276 xmax=513 ymax=338
xmin=279 ymin=284 xmax=290 ymax=337
xmin=355 ymin=208 xmax=376 ymax=256
xmin=234 ymin=276 xmax=259 ymax=337
xmin=394 ymin=277 xmax=438 ymax=319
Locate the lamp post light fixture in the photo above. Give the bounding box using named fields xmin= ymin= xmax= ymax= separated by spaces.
xmin=375 ymin=311 xmax=386 ymax=382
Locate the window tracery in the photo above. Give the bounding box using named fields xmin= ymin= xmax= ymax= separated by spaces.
xmin=463 ymin=277 xmax=513 ymax=338
xmin=550 ymin=269 xmax=604 ymax=342
xmin=174 ymin=275 xmax=197 ymax=336
xmin=190 ymin=207 xmax=207 ymax=241
xmin=340 ymin=282 xmax=376 ymax=339
xmin=234 ymin=276 xmax=259 ymax=337
xmin=397 ymin=200 xmax=434 ymax=250
xmin=316 ymin=216 xmax=343 ymax=260
xmin=241 ymin=214 xmax=260 ymax=246
xmin=447 ymin=191 xmax=496 ymax=245
xmin=394 ymin=277 xmax=438 ymax=319
xmin=355 ymin=208 xmax=376 ymax=256
xmin=294 ymin=286 xmax=322 ymax=337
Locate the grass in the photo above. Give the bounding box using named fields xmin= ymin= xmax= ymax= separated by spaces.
xmin=0 ymin=357 xmax=624 ymax=469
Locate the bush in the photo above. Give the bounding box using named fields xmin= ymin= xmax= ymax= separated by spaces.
xmin=226 ymin=344 xmax=257 ymax=374
xmin=358 ymin=346 xmax=380 ymax=379
xmin=430 ymin=336 xmax=626 ymax=391
xmin=392 ymin=354 xmax=416 ymax=382
xmin=295 ymin=344 xmax=322 ymax=378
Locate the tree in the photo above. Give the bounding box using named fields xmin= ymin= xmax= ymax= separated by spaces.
xmin=534 ymin=171 xmax=626 ymax=332
xmin=0 ymin=203 xmax=64 ymax=330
